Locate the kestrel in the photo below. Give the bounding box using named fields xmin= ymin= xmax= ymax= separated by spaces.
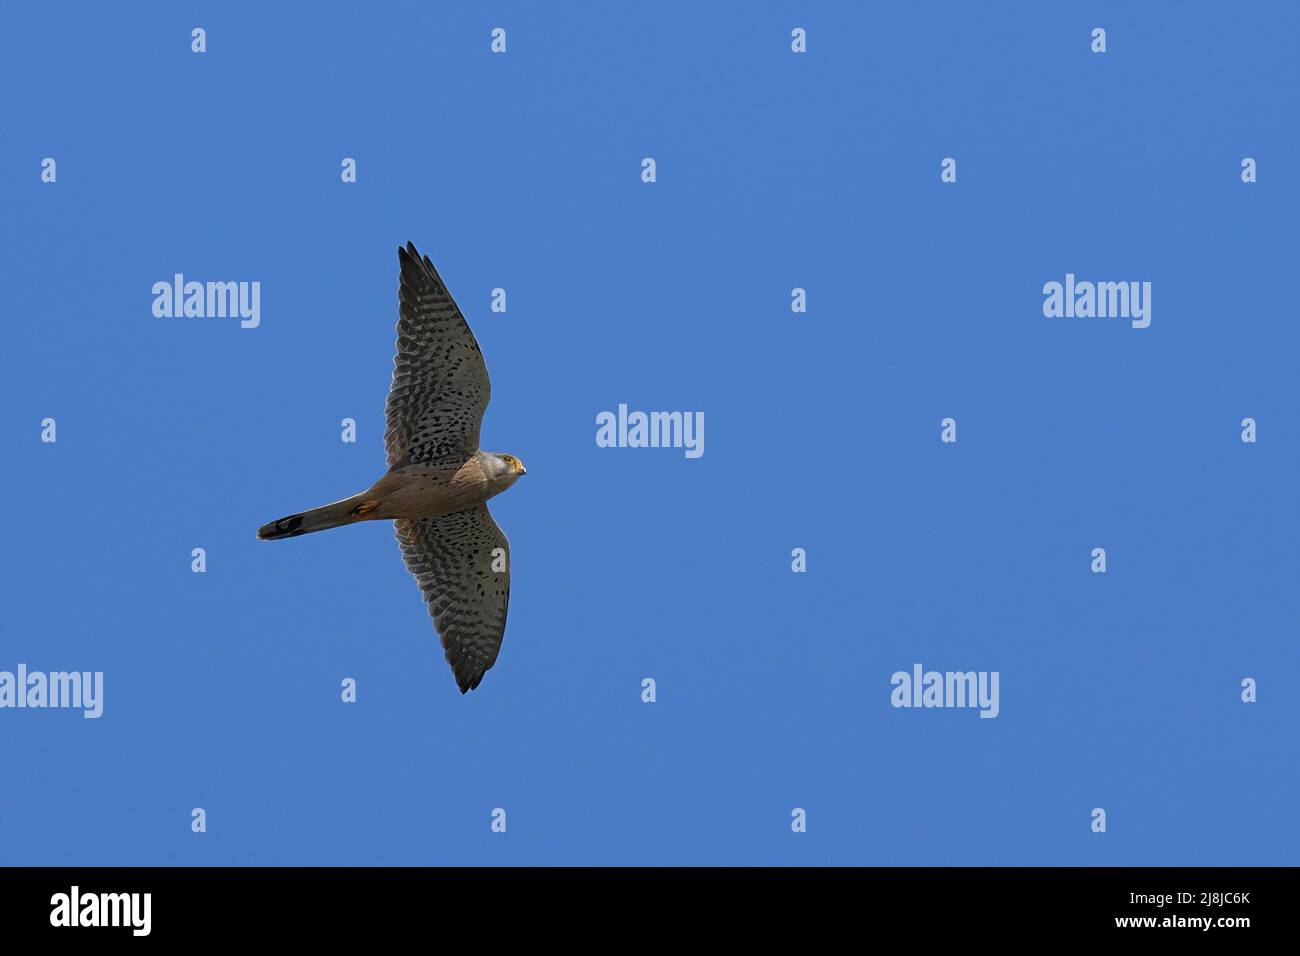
xmin=257 ymin=243 xmax=525 ymax=693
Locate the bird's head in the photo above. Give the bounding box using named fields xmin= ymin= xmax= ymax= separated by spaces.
xmin=487 ymin=452 xmax=527 ymax=490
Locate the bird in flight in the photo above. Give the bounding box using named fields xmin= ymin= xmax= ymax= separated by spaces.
xmin=257 ymin=243 xmax=525 ymax=693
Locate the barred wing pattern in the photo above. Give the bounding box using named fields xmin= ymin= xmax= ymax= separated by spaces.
xmin=385 ymin=242 xmax=491 ymax=467
xmin=395 ymin=505 xmax=511 ymax=693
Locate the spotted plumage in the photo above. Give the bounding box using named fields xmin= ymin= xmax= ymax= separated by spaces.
xmin=257 ymin=242 xmax=525 ymax=693
xmin=386 ymin=246 xmax=490 ymax=467
xmin=395 ymin=507 xmax=510 ymax=693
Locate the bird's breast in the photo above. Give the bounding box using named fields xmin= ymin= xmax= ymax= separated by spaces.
xmin=365 ymin=459 xmax=492 ymax=519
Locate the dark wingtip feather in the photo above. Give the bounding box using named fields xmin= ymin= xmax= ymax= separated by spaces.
xmin=398 ymin=241 xmax=444 ymax=287
xmin=453 ymin=664 xmax=488 ymax=695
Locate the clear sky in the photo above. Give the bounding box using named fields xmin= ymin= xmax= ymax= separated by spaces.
xmin=2 ymin=1 xmax=1297 ymax=865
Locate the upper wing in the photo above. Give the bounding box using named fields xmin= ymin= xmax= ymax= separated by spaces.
xmin=395 ymin=505 xmax=511 ymax=694
xmin=385 ymin=243 xmax=491 ymax=467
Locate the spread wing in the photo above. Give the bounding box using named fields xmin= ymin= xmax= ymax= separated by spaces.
xmin=395 ymin=505 xmax=511 ymax=694
xmin=385 ymin=243 xmax=491 ymax=467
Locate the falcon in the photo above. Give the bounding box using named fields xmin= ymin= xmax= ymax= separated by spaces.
xmin=257 ymin=243 xmax=525 ymax=693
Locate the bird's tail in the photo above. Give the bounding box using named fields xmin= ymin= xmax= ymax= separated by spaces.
xmin=257 ymin=493 xmax=370 ymax=540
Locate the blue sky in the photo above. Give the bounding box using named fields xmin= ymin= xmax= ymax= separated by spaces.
xmin=1 ymin=1 xmax=1297 ymax=865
